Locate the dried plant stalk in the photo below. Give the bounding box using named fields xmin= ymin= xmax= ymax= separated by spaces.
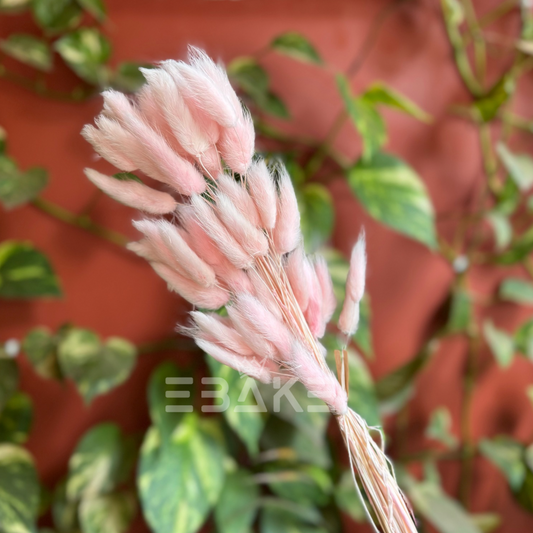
xmin=82 ymin=47 xmax=418 ymax=533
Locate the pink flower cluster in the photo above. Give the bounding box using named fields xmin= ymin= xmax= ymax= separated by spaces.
xmin=82 ymin=47 xmax=366 ymax=417
xmin=83 ymin=47 xmax=417 ymax=533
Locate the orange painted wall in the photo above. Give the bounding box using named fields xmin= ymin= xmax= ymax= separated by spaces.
xmin=1 ymin=0 xmax=533 ymax=531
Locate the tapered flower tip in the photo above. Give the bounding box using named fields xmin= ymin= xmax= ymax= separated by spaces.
xmin=346 ymin=229 xmax=366 ymax=303
xmin=338 ymin=229 xmax=366 ymax=337
xmin=84 ymin=168 xmax=177 ymax=215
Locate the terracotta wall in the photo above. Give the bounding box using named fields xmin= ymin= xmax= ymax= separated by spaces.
xmin=1 ymin=0 xmax=532 ymax=531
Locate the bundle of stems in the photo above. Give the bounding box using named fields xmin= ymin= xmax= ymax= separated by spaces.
xmin=82 ymin=47 xmax=417 ymax=533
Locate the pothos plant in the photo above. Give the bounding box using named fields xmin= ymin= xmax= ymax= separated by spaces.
xmin=0 ymin=1 xmax=533 ymax=533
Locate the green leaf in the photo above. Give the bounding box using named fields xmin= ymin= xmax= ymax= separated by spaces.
xmin=258 ymin=380 xmax=329 ymax=445
xmin=260 ymin=506 xmax=327 ymax=533
xmin=495 ymin=226 xmax=533 ymax=265
xmin=112 ymin=62 xmax=151 ymax=93
xmin=362 ymin=83 xmax=431 ymax=123
xmin=0 ymin=0 xmax=31 ymax=14
xmin=500 ymin=278 xmax=533 ymax=305
xmin=0 ymin=34 xmax=52 ymax=71
xmin=254 ymin=91 xmax=290 ymax=119
xmin=137 ymin=413 xmax=226 ymax=533
xmin=66 ymin=423 xmax=133 ymax=500
xmin=0 ymin=241 xmax=61 ymax=298
xmin=266 ymin=464 xmax=332 ymax=507
xmin=214 ymin=469 xmax=259 ymax=533
xmin=425 ymin=407 xmax=458 ymax=449
xmin=78 ymin=492 xmax=136 ymax=533
xmin=486 ymin=212 xmax=512 ymax=251
xmin=260 ymin=416 xmax=331 ymax=469
xmin=0 ymin=392 xmax=32 ymax=444
xmin=227 ymin=57 xmax=288 ymax=118
xmin=479 ymin=437 xmax=526 ymax=491
xmin=337 ymin=74 xmax=386 ymax=161
xmin=334 ymin=470 xmax=366 ymax=522
xmin=0 ymin=155 xmax=48 ymax=209
xmin=446 ymin=288 xmax=472 ymax=333
xmin=320 ymin=247 xmax=373 ymax=356
xmin=347 ymin=152 xmax=437 ymax=248
xmin=0 ymin=359 xmax=19 ymax=413
xmin=493 ymin=177 xmax=520 ymax=216
xmin=406 ymin=478 xmax=481 ymax=533
xmin=207 ymin=357 xmax=265 ymax=456
xmin=32 ymin=0 xmax=82 ymax=34
xmin=497 ymin=143 xmax=533 ymax=191
xmin=76 ymin=0 xmax=106 ymax=20
xmin=271 ymin=32 xmax=322 ymax=65
xmin=147 ymin=361 xmax=192 ymax=441
xmin=228 ymin=57 xmax=269 ymax=95
xmin=57 ymin=328 xmax=137 ymax=403
xmin=54 ymin=28 xmax=111 ymax=85
xmin=22 ymin=327 xmax=61 ymax=380
xmin=474 ymin=76 xmax=515 ymax=123
xmin=515 ymin=320 xmax=533 ymax=359
xmin=298 ymin=184 xmax=334 ymax=253
xmin=483 ymin=320 xmax=515 ymax=368
xmin=0 ymin=444 xmax=40 ymax=533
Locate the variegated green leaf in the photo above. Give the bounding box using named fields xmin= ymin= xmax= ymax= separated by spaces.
xmin=347 ymin=152 xmax=437 ymax=249
xmin=0 ymin=241 xmax=61 ymax=298
xmin=0 ymin=34 xmax=52 ymax=71
xmin=22 ymin=327 xmax=61 ymax=380
xmin=66 ymin=423 xmax=133 ymax=501
xmin=54 ymin=28 xmax=111 ymax=85
xmin=58 ymin=328 xmax=137 ymax=403
xmin=138 ymin=413 xmax=226 ymax=533
xmin=78 ymin=492 xmax=136 ymax=533
xmin=0 ymin=444 xmax=40 ymax=533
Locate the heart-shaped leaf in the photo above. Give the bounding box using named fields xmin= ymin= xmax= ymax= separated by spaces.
xmin=58 ymin=328 xmax=137 ymax=403
xmin=0 ymin=155 xmax=48 ymax=209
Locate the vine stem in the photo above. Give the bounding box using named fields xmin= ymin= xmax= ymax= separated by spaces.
xmin=31 ymin=197 xmax=129 ymax=248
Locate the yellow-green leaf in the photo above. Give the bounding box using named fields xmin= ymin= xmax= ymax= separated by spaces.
xmin=362 ymin=83 xmax=431 ymax=123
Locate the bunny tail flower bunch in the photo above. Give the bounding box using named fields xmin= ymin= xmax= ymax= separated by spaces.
xmin=82 ymin=47 xmax=417 ymax=533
